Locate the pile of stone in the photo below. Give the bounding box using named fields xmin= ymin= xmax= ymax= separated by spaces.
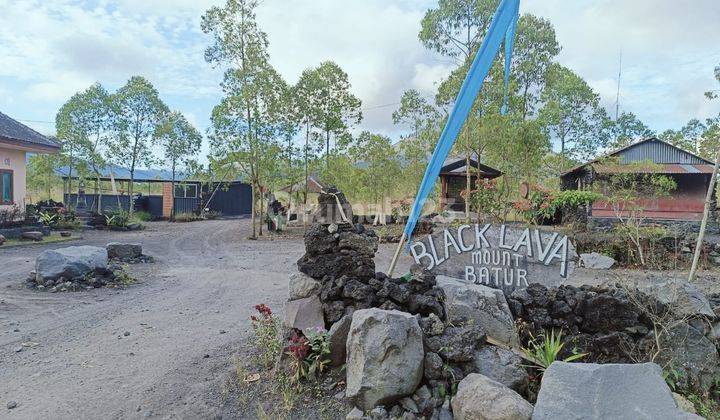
xmin=508 ymin=281 xmax=720 ymax=393
xmin=283 ymin=188 xmax=711 ymax=419
xmin=26 ymin=242 xmax=152 ymax=292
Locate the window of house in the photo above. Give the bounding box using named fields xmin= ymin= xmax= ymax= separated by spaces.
xmin=173 ymin=183 xmax=197 ymax=198
xmin=0 ymin=170 xmax=13 ymax=204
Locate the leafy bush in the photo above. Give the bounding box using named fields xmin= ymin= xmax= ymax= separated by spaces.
xmin=105 ymin=210 xmax=130 ymax=228
xmin=39 ymin=211 xmax=58 ymax=227
xmin=523 ymin=329 xmax=586 ymax=373
xmin=514 ymin=186 xmax=602 ymax=225
xmin=203 ymin=210 xmax=222 ymax=220
xmin=133 ymin=211 xmax=152 ymax=222
xmin=0 ymin=205 xmax=25 ymax=228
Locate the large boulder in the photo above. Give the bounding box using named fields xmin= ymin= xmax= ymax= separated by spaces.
xmin=425 ymin=323 xmax=486 ymax=362
xmin=533 ymin=362 xmax=701 ymax=420
xmin=36 ymin=246 xmax=108 ymax=283
xmin=284 ymin=295 xmax=324 ymax=332
xmin=452 ymin=373 xmax=533 ymax=420
xmin=473 ymin=346 xmax=529 ymax=394
xmin=287 ymin=271 xmax=321 ymax=300
xmin=0 ymin=234 xmax=5 ymax=245
xmin=106 ymin=242 xmax=142 ymax=260
xmin=638 ymin=278 xmax=714 ymax=319
xmin=438 ymin=276 xmax=519 ymax=347
xmin=652 ymin=321 xmax=720 ymax=392
xmin=579 ymin=252 xmax=616 ymax=269
xmin=346 ymin=309 xmax=424 ymax=410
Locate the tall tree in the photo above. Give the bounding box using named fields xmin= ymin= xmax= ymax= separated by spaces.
xmin=156 ymin=111 xmax=202 ymax=220
xmin=56 ymin=83 xmax=112 ymax=212
xmin=419 ymin=0 xmax=499 ymax=63
xmin=107 ymin=76 xmax=168 ymax=215
xmin=392 ymin=89 xmax=439 ymax=141
xmin=309 ymin=61 xmax=362 ymax=169
xmin=610 ymin=111 xmax=654 ymax=148
xmin=294 ymin=67 xmax=323 ymax=208
xmin=202 ymin=0 xmax=279 ymax=238
xmin=513 ymin=14 xmax=561 ymax=119
xmin=539 ymin=64 xmax=604 ymax=168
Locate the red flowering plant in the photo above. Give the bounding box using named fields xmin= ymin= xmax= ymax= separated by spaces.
xmin=287 ymin=326 xmax=331 ymax=383
xmin=463 ymin=178 xmax=514 ymax=222
xmin=513 ymin=184 xmax=555 ymax=224
xmin=249 ymin=303 xmax=281 ymax=369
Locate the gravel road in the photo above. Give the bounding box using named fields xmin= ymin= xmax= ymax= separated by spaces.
xmin=0 ymin=219 xmax=414 ymax=419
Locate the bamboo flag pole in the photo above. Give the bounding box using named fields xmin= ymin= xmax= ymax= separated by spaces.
xmin=387 ymin=232 xmax=407 ymax=278
xmin=688 ymin=148 xmax=720 ymax=282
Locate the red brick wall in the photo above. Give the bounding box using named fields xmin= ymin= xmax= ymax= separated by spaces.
xmin=162 ymin=182 xmax=173 ymax=218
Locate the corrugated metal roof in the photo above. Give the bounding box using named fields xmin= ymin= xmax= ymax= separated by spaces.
xmin=594 ymin=163 xmax=714 ymax=174
xmin=0 ymin=111 xmax=60 ymax=150
xmin=55 ymin=164 xmax=197 ymax=182
xmin=617 ymin=139 xmax=709 ymax=165
xmin=561 ymin=137 xmax=715 ymax=179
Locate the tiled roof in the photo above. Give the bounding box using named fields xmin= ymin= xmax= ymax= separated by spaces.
xmin=0 ymin=111 xmax=60 ymax=150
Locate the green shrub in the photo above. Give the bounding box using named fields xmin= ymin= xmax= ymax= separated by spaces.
xmin=173 ymin=212 xmax=202 ymax=222
xmin=523 ymin=329 xmax=586 ymax=372
xmin=133 ymin=211 xmax=152 ymax=222
xmin=105 ymin=210 xmax=130 ymax=228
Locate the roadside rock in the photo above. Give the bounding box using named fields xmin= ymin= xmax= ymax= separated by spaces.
xmin=579 ymin=252 xmax=616 ymax=269
xmin=0 ymin=234 xmax=6 ymax=245
xmin=438 ymin=276 xmax=519 ymax=347
xmin=21 ymin=231 xmax=43 ymax=241
xmin=533 ymin=362 xmax=700 ymax=420
xmin=106 ymin=242 xmax=142 ymax=260
xmin=288 ymin=272 xmax=321 ymax=300
xmin=346 ymin=309 xmax=424 ymax=410
xmin=328 ymin=315 xmax=352 ymax=366
xmin=284 ymin=295 xmax=324 ymax=332
xmin=451 ymin=373 xmax=532 ymax=420
xmin=312 ymin=186 xmax=354 ymax=225
xmin=472 ymin=345 xmax=528 ymax=394
xmin=35 ymin=246 xmax=108 ymax=283
xmin=346 ymin=407 xmax=364 ymax=420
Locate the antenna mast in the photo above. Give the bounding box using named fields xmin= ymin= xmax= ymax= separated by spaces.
xmin=615 ymin=50 xmax=622 ymax=120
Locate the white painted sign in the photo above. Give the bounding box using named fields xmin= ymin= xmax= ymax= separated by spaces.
xmin=410 ymin=224 xmax=576 ymax=292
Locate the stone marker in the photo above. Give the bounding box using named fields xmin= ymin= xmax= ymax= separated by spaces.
xmin=346 ymin=308 xmax=423 ymax=410
xmin=451 ymin=373 xmax=533 ymax=420
xmin=437 ymin=275 xmax=519 ymax=347
xmin=284 ymin=295 xmax=324 ymax=332
xmin=36 ymin=246 xmax=108 ymax=283
xmin=106 ymin=243 xmax=142 ymax=260
xmin=287 ymin=271 xmax=321 ymax=300
xmin=579 ymin=252 xmax=616 ymax=269
xmin=409 ymin=224 xmax=577 ymax=294
xmin=533 ymin=362 xmax=701 ymax=420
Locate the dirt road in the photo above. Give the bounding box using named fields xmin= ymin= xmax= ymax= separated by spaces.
xmin=3 ymin=219 xmax=716 ymax=419
xmin=1 ymin=219 xmax=415 ymax=419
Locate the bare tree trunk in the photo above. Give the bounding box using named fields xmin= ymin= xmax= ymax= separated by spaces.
xmin=250 ymin=179 xmax=257 ymax=238
xmin=464 ymin=127 xmax=471 ymax=223
xmin=689 ymin=152 xmax=720 ymax=282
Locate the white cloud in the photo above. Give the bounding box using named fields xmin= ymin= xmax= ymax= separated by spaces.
xmin=0 ymin=0 xmax=719 ymax=158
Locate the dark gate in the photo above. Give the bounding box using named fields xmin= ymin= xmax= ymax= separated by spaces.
xmin=203 ymin=182 xmax=252 ymax=216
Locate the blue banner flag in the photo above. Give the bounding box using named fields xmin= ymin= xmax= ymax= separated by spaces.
xmin=402 ymin=0 xmax=520 ymax=244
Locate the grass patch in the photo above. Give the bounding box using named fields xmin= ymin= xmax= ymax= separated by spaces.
xmin=1 ymin=234 xmax=79 ymax=249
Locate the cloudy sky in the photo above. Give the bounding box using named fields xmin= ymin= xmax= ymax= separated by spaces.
xmin=1 ymin=0 xmax=719 ymax=164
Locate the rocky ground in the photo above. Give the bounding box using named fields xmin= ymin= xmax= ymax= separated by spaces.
xmin=1 ymin=218 xmax=719 ymax=419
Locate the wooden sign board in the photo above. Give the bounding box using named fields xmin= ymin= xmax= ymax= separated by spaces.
xmin=409 ymin=224 xmax=577 ymax=293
